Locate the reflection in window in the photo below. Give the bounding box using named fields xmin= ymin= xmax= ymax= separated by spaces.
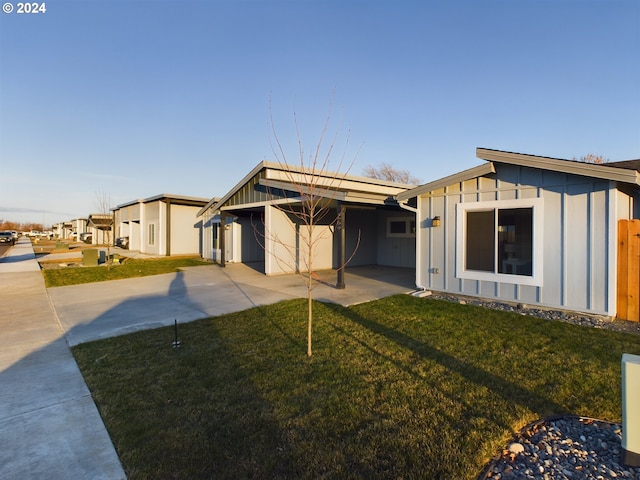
xmin=465 ymin=207 xmax=533 ymax=276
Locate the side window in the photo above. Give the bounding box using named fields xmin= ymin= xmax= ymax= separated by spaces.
xmin=148 ymin=223 xmax=156 ymax=246
xmin=387 ymin=217 xmax=416 ymax=238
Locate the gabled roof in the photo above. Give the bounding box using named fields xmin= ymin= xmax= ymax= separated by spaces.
xmin=87 ymin=213 xmax=113 ymax=228
xmin=397 ymin=148 xmax=640 ymax=201
xmin=198 ymin=161 xmax=413 ymax=216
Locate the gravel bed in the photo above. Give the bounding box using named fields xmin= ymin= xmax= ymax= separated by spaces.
xmin=421 ymin=293 xmax=640 ymax=479
xmin=426 ymin=293 xmax=640 ymax=336
xmin=480 ymin=416 xmax=639 ymax=479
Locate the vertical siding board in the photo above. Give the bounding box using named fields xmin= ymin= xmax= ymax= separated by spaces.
xmin=590 ymin=185 xmax=609 ymax=312
xmin=432 ymin=195 xmax=446 ymax=291
xmin=565 ymin=184 xmax=590 ymax=310
xmin=541 ymin=186 xmax=564 ymax=307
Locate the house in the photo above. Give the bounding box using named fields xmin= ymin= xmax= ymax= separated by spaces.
xmin=70 ymin=217 xmax=88 ymax=240
xmin=112 ymin=194 xmax=209 ymax=256
xmin=396 ymin=148 xmax=640 ymax=321
xmin=87 ymin=213 xmax=113 ymax=245
xmin=197 ymin=161 xmax=415 ymax=283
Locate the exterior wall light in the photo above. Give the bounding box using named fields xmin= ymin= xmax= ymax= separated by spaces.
xmin=432 ymin=216 xmax=441 ymax=227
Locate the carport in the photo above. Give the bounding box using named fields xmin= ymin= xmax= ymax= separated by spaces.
xmin=198 ymin=161 xmax=417 ymax=288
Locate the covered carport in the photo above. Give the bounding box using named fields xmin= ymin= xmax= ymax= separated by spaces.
xmin=199 ymin=161 xmax=416 ymax=289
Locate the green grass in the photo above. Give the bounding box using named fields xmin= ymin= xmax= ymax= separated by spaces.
xmin=72 ymin=295 xmax=640 ymax=479
xmin=43 ymin=256 xmax=211 ymax=287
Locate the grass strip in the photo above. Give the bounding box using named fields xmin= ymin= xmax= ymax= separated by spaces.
xmin=43 ymin=257 xmax=210 ymax=287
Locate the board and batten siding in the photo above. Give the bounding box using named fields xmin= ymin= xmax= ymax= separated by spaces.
xmin=416 ymin=164 xmax=623 ymax=316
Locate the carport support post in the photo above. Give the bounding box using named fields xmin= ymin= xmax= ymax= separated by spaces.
xmin=336 ymin=202 xmax=346 ymax=289
xmin=220 ymin=215 xmax=227 ymax=267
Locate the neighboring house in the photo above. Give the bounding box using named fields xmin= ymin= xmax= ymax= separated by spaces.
xmin=112 ymin=194 xmax=209 ymax=256
xmin=61 ymin=221 xmax=73 ymax=239
xmin=52 ymin=222 xmax=64 ymax=238
xmin=197 ymin=161 xmax=415 ymax=280
xmin=70 ymin=217 xmax=88 ymax=239
xmin=396 ymin=148 xmax=640 ymax=320
xmin=87 ymin=213 xmax=113 ymax=245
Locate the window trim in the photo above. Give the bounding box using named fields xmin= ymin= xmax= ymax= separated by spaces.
xmin=387 ymin=217 xmax=416 ymax=238
xmin=455 ymin=198 xmax=544 ymax=286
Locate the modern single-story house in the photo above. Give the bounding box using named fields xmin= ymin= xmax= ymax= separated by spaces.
xmin=197 ymin=161 xmax=416 ymax=283
xmin=87 ymin=213 xmax=113 ymax=245
xmin=396 ymin=148 xmax=640 ymax=321
xmin=112 ymin=194 xmax=209 ymax=256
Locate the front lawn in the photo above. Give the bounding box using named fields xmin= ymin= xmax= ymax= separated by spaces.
xmin=43 ymin=256 xmax=211 ymax=287
xmin=72 ymin=295 xmax=640 ymax=479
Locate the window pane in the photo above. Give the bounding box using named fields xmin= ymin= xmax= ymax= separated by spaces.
xmin=498 ymin=208 xmax=533 ymax=276
xmin=389 ymin=220 xmax=406 ymax=234
xmin=466 ymin=210 xmax=495 ymax=271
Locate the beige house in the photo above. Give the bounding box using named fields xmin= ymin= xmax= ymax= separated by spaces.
xmin=113 ymin=194 xmax=209 ymax=256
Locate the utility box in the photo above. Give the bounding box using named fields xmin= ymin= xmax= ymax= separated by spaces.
xmin=622 ymin=353 xmax=640 ymax=467
xmin=83 ymin=249 xmax=99 ymax=267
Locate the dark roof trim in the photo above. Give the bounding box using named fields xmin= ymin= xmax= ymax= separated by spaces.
xmin=476 ymin=148 xmax=640 ymax=185
xmin=115 ymin=193 xmax=210 ymax=210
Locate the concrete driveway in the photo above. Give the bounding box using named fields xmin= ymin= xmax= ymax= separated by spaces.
xmin=48 ymin=262 xmax=417 ymax=346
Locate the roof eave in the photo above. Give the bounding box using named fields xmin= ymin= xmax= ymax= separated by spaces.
xmin=396 ymin=163 xmax=496 ymax=201
xmin=477 ymin=148 xmax=640 ymax=185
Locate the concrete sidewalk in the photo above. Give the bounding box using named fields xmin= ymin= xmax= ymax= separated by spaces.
xmin=48 ymin=262 xmax=417 ymax=346
xmin=0 ymin=238 xmax=126 ymax=479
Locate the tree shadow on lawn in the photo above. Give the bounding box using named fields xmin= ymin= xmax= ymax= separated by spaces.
xmin=321 ymin=301 xmax=569 ymax=427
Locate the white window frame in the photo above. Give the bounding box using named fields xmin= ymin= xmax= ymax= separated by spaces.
xmin=387 ymin=217 xmax=416 ymax=238
xmin=455 ymin=198 xmax=544 ymax=286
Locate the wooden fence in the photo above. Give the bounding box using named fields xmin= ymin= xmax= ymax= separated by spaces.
xmin=617 ymin=219 xmax=640 ymax=322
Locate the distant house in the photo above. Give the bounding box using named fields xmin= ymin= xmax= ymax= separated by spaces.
xmin=70 ymin=217 xmax=88 ymax=240
xmin=396 ymin=148 xmax=640 ymax=320
xmin=112 ymin=194 xmax=209 ymax=256
xmin=87 ymin=213 xmax=113 ymax=245
xmin=197 ymin=161 xmax=415 ymax=280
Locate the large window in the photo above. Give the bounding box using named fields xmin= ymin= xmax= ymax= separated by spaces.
xmin=456 ymin=198 xmax=543 ymax=286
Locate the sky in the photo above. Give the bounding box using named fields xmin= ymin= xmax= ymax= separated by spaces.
xmin=1 ymin=0 xmax=639 ymax=226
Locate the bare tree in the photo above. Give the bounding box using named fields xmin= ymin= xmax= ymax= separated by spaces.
xmin=257 ymin=103 xmax=360 ymax=357
xmin=363 ymin=162 xmax=421 ymax=185
xmin=573 ymin=154 xmax=609 ymax=164
xmin=95 ymin=188 xmax=114 ymax=262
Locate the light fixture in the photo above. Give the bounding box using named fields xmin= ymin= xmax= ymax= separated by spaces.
xmin=432 ymin=216 xmax=441 ymax=227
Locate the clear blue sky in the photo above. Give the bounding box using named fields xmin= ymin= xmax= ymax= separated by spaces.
xmin=1 ymin=0 xmax=639 ymax=226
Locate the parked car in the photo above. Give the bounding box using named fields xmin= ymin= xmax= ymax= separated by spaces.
xmin=0 ymin=231 xmax=15 ymax=245
xmin=79 ymin=233 xmax=93 ymax=243
xmin=115 ymin=236 xmax=129 ymax=249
